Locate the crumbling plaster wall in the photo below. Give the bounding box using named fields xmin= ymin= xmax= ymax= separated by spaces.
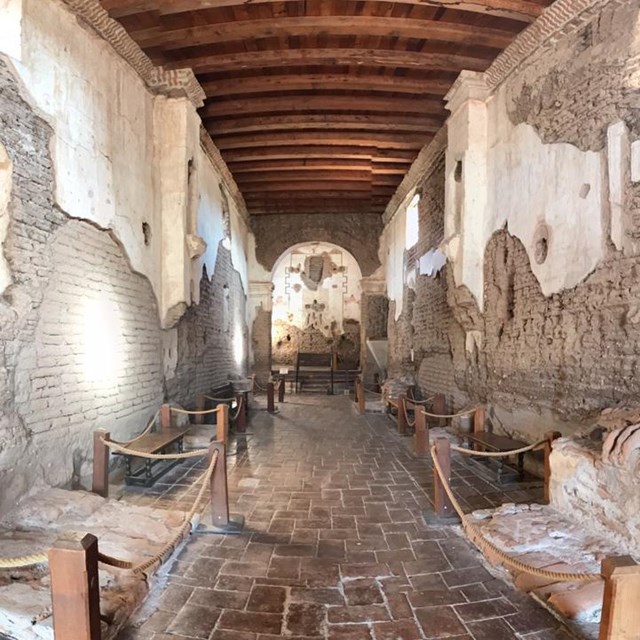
xmin=382 ymin=0 xmax=640 ymax=429
xmin=0 ymin=0 xmax=251 ymax=510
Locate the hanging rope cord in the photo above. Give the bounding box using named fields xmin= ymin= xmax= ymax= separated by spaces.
xmin=401 ymin=396 xmax=436 ymax=427
xmin=0 ymin=448 xmax=220 ymax=572
xmin=429 ymin=444 xmax=600 ymax=582
xmin=421 ymin=406 xmax=481 ymax=419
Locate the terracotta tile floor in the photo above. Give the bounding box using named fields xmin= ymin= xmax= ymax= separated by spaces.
xmin=117 ymin=395 xmax=572 ymax=640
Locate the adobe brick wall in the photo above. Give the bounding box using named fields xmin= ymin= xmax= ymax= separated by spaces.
xmin=166 ymin=243 xmax=248 ymax=405
xmin=250 ymin=213 xmax=382 ymax=277
xmin=0 ymin=58 xmax=248 ymax=509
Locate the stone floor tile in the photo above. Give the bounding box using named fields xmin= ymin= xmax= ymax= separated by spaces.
xmin=464 ymin=617 xmax=517 ymax=639
xmin=290 ymin=587 xmax=345 ymax=605
xmin=189 ymin=587 xmax=249 ymax=609
xmin=371 ymin=619 xmax=423 ymax=640
xmin=217 ymin=610 xmax=283 ymax=634
xmin=246 ymin=585 xmax=287 ymax=613
xmin=166 ymin=604 xmax=221 ymax=638
xmin=415 ymin=606 xmax=468 ymax=638
xmin=454 ymin=597 xmax=517 ymax=622
xmin=327 ymin=625 xmax=373 ymax=640
xmin=327 ymin=604 xmax=390 ymax=624
xmin=284 ymin=603 xmax=325 ymax=636
xmin=343 ymin=578 xmax=384 ymax=605
xmin=156 ymin=584 xmax=194 ymax=612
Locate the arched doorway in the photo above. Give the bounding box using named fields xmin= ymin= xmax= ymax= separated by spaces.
xmin=271 ymin=242 xmax=363 ymax=369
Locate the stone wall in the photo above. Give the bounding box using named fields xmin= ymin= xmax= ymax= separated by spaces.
xmin=0 ymin=58 xmax=165 ymax=508
xmin=382 ymin=0 xmax=640 ymax=430
xmin=166 ymin=243 xmax=248 ymax=405
xmin=251 ymin=213 xmax=383 ymax=277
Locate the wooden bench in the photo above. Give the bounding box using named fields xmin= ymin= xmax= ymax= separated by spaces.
xmin=117 ymin=427 xmax=189 ymax=487
xmin=462 ymin=431 xmax=529 ymax=483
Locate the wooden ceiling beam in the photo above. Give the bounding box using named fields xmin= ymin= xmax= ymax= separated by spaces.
xmin=215 ymin=132 xmax=425 ymax=151
xmin=202 ymin=95 xmax=445 ymax=118
xmin=235 ymin=170 xmax=400 ymax=183
xmin=164 ymin=48 xmax=492 ymax=74
xmin=134 ymin=16 xmax=516 ymax=51
xmin=206 ymin=114 xmax=441 ymax=136
xmin=240 ymin=181 xmax=396 ymax=193
xmin=228 ymin=159 xmax=411 ymax=173
xmin=201 ymin=73 xmax=453 ymax=97
xmin=103 ymin=0 xmax=542 ymax=23
xmin=223 ymin=146 xmax=418 ymax=163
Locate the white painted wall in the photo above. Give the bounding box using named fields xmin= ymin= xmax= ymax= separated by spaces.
xmin=13 ymin=0 xmax=161 ymax=290
xmin=1 ymin=0 xmax=252 ymax=326
xmin=379 ymin=204 xmax=407 ymax=320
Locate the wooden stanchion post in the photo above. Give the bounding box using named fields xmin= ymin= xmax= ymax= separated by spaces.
xmin=92 ymin=429 xmax=110 ymax=498
xmin=235 ymin=393 xmax=246 ymax=433
xmin=599 ymin=556 xmax=640 ymax=640
xmin=354 ymin=376 xmax=359 ymax=404
xmin=195 ymin=395 xmax=206 ymax=425
xmin=217 ymin=403 xmax=229 ymax=443
xmin=415 ymin=408 xmax=428 ymax=454
xmin=473 ymin=406 xmax=485 ymax=433
xmin=267 ymin=382 xmax=275 ymax=413
xmin=433 ymin=394 xmax=446 ymax=427
xmin=160 ymin=403 xmax=171 ymax=431
xmin=209 ymin=441 xmax=230 ymax=529
xmin=433 ymin=437 xmax=457 ymax=521
xmin=278 ymin=377 xmax=285 ymax=403
xmin=544 ymin=430 xmax=562 ymax=504
xmin=397 ymin=394 xmax=408 ymax=435
xmin=357 ymin=378 xmax=366 ymax=415
xmin=49 ymin=534 xmax=102 ymax=640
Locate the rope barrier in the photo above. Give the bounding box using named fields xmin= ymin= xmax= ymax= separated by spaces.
xmin=170 ymin=406 xmax=222 ymax=416
xmin=421 ymin=406 xmax=480 ymax=419
xmin=250 ymin=375 xmax=269 ymax=392
xmin=230 ymin=395 xmax=244 ymax=422
xmin=101 ymin=437 xmax=210 ymax=460
xmin=204 ymin=395 xmax=234 ymax=403
xmin=406 ymin=395 xmax=435 ymax=405
xmin=0 ymin=552 xmax=49 ymax=569
xmin=429 ymin=445 xmax=599 ymax=583
xmin=363 ymin=386 xmax=383 ymax=396
xmin=450 ymin=441 xmax=546 ymax=458
xmin=115 ymin=409 xmax=160 ymax=446
xmin=99 ymin=448 xmax=219 ymax=575
xmin=402 ymin=399 xmax=417 ymax=428
xmin=0 ymin=449 xmax=220 ymax=572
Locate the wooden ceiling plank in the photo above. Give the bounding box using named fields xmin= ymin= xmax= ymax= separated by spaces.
xmin=200 ymin=73 xmax=452 ymax=96
xmin=206 ymin=114 xmax=440 ymax=135
xmin=164 ymin=48 xmax=492 ymax=73
xmin=202 ymin=94 xmax=446 ymax=117
xmin=134 ymin=16 xmax=516 ymax=51
xmin=102 ymin=0 xmax=543 ymax=25
xmin=215 ymin=132 xmax=425 ymax=151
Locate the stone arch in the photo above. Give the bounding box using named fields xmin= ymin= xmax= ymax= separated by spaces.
xmin=271 ymin=241 xmax=363 ymax=369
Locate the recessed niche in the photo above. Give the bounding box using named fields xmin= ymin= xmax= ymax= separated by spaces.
xmin=454 ymin=160 xmax=463 ymax=183
xmin=533 ymin=224 xmax=550 ymax=265
xmin=579 ymin=183 xmax=591 ymax=199
xmin=142 ymin=221 xmax=151 ymax=246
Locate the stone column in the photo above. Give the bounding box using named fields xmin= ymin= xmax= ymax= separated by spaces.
xmin=442 ymin=71 xmax=490 ymax=309
xmin=360 ymin=276 xmax=388 ymax=383
xmin=248 ymin=280 xmax=273 ymax=379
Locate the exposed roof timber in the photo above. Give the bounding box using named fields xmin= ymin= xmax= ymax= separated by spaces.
xmin=132 ymin=17 xmax=516 ymax=51
xmin=207 ymin=114 xmax=442 ymax=135
xmin=163 ymin=48 xmax=493 ymax=73
xmin=215 ymin=132 xmax=425 ymax=151
xmin=102 ymin=0 xmax=543 ymax=24
xmin=235 ymin=171 xmax=400 ymax=184
xmin=202 ymin=95 xmax=446 ymax=118
xmin=228 ymin=160 xmax=412 ymax=174
xmin=241 ymin=182 xmax=396 ymax=193
xmin=223 ymin=146 xmax=420 ymax=163
xmin=200 ymin=73 xmax=454 ymax=97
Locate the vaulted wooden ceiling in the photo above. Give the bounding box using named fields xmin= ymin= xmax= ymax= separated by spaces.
xmin=101 ymin=0 xmax=550 ymax=216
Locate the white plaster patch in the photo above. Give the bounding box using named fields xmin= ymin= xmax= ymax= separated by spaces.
xmin=631 ymin=139 xmax=640 ymax=183
xmin=419 ymin=248 xmax=447 ymax=276
xmin=607 ymin=121 xmax=630 ymax=252
xmin=0 ymin=0 xmax=23 ymax=60
xmin=0 ymin=143 xmax=12 ymax=294
xmin=163 ymin=328 xmax=178 ymax=380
